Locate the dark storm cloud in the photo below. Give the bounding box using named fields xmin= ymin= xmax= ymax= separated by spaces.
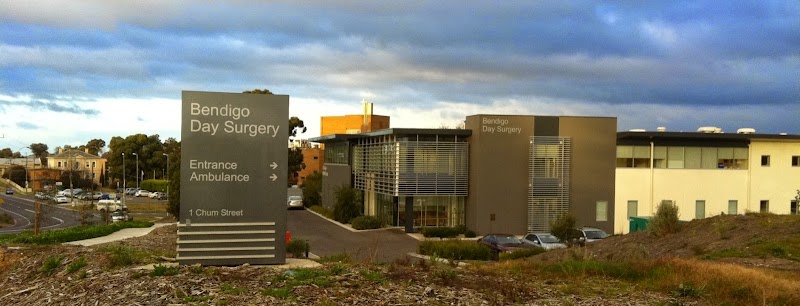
xmin=0 ymin=0 xmax=797 ymax=109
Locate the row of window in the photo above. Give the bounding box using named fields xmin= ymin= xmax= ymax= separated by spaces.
xmin=624 ymin=199 xmax=800 ymax=219
xmin=56 ymin=161 xmax=98 ymax=168
xmin=761 ymin=155 xmax=800 ymax=167
xmin=616 ymin=146 xmax=749 ymax=169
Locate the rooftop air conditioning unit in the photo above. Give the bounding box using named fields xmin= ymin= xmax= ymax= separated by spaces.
xmin=657 ymin=127 xmax=666 ymax=132
xmin=737 ymin=128 xmax=756 ymax=134
xmin=629 ymin=129 xmax=646 ymax=132
xmin=697 ymin=126 xmax=722 ymax=133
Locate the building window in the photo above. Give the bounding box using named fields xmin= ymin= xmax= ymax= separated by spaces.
xmin=760 ymin=200 xmax=769 ymax=213
xmin=57 ymin=161 xmax=62 ymax=168
xmin=695 ymin=200 xmax=705 ymax=219
xmin=761 ymin=155 xmax=770 ymax=166
xmin=596 ymin=201 xmax=608 ymax=221
xmin=728 ymin=200 xmax=738 ymax=215
xmin=791 ymin=200 xmax=798 ymax=215
xmin=313 ymin=156 xmax=319 ymax=160
xmin=627 ymin=200 xmax=638 ymax=218
xmin=792 ymin=156 xmax=799 ymax=167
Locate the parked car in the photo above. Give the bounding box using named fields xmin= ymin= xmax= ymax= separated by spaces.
xmin=134 ymin=190 xmax=150 ymax=197
xmin=5 ymin=188 xmax=13 ymax=195
xmin=125 ymin=188 xmax=138 ymax=195
xmin=477 ymin=234 xmax=533 ymax=255
xmin=148 ymin=191 xmax=164 ymax=199
xmin=97 ymin=199 xmax=127 ymax=212
xmin=287 ymin=196 xmax=304 ymax=209
xmin=111 ymin=211 xmax=131 ymax=222
xmin=580 ymin=227 xmax=609 ymax=243
xmin=99 ymin=193 xmax=111 ymax=200
xmin=521 ymin=233 xmax=567 ymax=250
xmin=35 ymin=192 xmax=46 ymax=199
xmin=54 ymin=195 xmax=69 ymax=203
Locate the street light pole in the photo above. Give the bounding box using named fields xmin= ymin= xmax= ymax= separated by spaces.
xmin=122 ymin=153 xmax=126 ymax=205
xmin=163 ymin=153 xmax=169 ymax=199
xmin=132 ymin=152 xmax=138 ymax=189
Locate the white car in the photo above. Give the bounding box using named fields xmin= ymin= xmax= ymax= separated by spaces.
xmin=54 ymin=195 xmax=69 ymax=203
xmin=148 ymin=191 xmax=164 ymax=199
xmin=287 ymin=196 xmax=304 ymax=209
xmin=134 ymin=190 xmax=150 ymax=197
xmin=521 ymin=233 xmax=567 ymax=250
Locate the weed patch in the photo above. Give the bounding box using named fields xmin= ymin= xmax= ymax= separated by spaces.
xmin=40 ymin=255 xmax=64 ymax=274
xmin=220 ymin=283 xmax=246 ymax=295
xmin=262 ymin=288 xmax=292 ymax=299
xmin=66 ymin=257 xmax=87 ymax=273
xmin=99 ymin=245 xmax=151 ymax=268
xmin=151 ymin=264 xmax=180 ymax=276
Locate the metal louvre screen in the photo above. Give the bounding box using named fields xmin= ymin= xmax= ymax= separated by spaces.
xmin=528 ymin=136 xmax=571 ymax=233
xmin=353 ymin=135 xmax=468 ymax=196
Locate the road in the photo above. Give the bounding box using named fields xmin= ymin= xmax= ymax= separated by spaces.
xmin=287 ymin=209 xmax=419 ymax=263
xmin=0 ymin=194 xmax=81 ymax=234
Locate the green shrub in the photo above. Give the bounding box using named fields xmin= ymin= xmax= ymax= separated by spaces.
xmin=333 ymin=186 xmax=362 ymax=223
xmin=151 ymin=264 xmax=180 ymax=276
xmin=550 ymin=213 xmax=581 ymax=245
xmin=301 ymin=172 xmax=322 ymax=207
xmin=287 ymin=239 xmax=310 ymax=258
xmin=140 ymin=179 xmax=169 ymax=193
xmin=418 ymin=240 xmax=493 ymax=260
xmin=66 ymin=257 xmax=87 ymax=273
xmin=500 ymin=247 xmax=546 ymax=260
xmin=100 ymin=245 xmax=150 ymax=268
xmin=464 ymin=230 xmax=477 ymax=238
xmin=650 ymin=200 xmax=681 ymax=236
xmin=40 ymin=255 xmax=64 ymax=274
xmin=309 ymin=205 xmax=334 ymax=219
xmin=350 ymin=215 xmax=384 ymax=230
xmin=0 ymin=221 xmax=153 ymax=245
xmin=420 ymin=227 xmax=461 ymax=238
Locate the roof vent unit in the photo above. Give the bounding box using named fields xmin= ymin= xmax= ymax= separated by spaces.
xmin=736 ymin=128 xmax=756 ymax=134
xmin=629 ymin=129 xmax=646 ymax=132
xmin=656 ymin=127 xmax=666 ymax=132
xmin=697 ymin=126 xmax=722 ymax=133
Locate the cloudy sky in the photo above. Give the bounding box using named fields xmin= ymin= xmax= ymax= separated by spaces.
xmin=0 ymin=1 xmax=798 ymax=152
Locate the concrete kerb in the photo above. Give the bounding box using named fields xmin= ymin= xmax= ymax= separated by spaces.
xmin=303 ymin=208 xmax=393 ymax=233
xmin=64 ymin=223 xmax=175 ymax=246
xmin=133 ymin=258 xmax=322 ymax=271
xmin=406 ymin=252 xmax=468 ymax=267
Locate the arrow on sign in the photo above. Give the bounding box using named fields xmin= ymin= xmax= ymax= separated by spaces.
xmin=270 ymin=174 xmax=278 ymax=181
xmin=270 ymin=162 xmax=278 ymax=169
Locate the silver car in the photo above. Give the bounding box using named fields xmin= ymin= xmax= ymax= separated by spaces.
xmin=287 ymin=196 xmax=304 ymax=209
xmin=521 ymin=233 xmax=567 ymax=250
xmin=580 ymin=227 xmax=609 ymax=243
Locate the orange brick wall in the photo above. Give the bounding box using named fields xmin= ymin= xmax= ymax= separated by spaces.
xmin=297 ymin=147 xmax=324 ymax=186
xmin=320 ymin=115 xmax=390 ymax=136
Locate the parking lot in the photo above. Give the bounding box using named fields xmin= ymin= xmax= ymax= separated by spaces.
xmin=287 ymin=209 xmax=419 ymax=263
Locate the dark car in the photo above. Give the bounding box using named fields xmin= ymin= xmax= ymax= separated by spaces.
xmin=477 ymin=234 xmax=533 ymax=255
xmin=5 ymin=189 xmax=13 ymax=195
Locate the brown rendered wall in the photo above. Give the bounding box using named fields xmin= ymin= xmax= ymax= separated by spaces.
xmin=297 ymin=147 xmax=324 ymax=185
xmin=559 ymin=117 xmax=617 ymax=233
xmin=321 ymin=163 xmax=351 ymax=210
xmin=465 ymin=115 xmax=617 ymax=235
xmin=466 ymin=115 xmax=535 ymax=235
xmin=320 ymin=115 xmax=390 ymax=136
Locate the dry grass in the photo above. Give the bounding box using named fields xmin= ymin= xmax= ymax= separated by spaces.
xmin=125 ymin=202 xmax=168 ymax=213
xmin=661 ymin=257 xmax=800 ymax=305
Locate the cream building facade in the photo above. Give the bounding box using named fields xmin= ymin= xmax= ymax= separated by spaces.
xmin=614 ymin=131 xmax=800 ymax=234
xmin=47 ymin=148 xmax=107 ymax=185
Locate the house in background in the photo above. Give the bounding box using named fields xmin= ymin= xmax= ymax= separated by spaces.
xmin=47 ymin=148 xmax=107 ymax=186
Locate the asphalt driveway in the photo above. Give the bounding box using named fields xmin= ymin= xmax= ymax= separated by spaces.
xmin=287 ymin=209 xmax=419 ymax=263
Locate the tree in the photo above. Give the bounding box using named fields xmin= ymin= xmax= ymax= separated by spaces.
xmin=243 ymin=88 xmax=273 ymax=94
xmin=3 ymin=165 xmax=26 ymax=186
xmin=84 ymin=139 xmax=106 ymax=155
xmin=108 ymin=134 xmax=166 ymax=187
xmin=0 ymin=148 xmax=21 ymax=158
xmin=29 ymin=143 xmax=49 ymax=164
xmin=550 ymin=213 xmax=582 ymax=247
xmin=166 ymin=145 xmax=181 ymax=219
xmin=302 ymin=172 xmax=322 ymax=207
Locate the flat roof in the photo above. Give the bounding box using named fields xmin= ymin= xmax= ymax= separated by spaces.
xmin=617 ymin=131 xmax=800 ymax=147
xmin=309 ymin=128 xmax=472 ymax=144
